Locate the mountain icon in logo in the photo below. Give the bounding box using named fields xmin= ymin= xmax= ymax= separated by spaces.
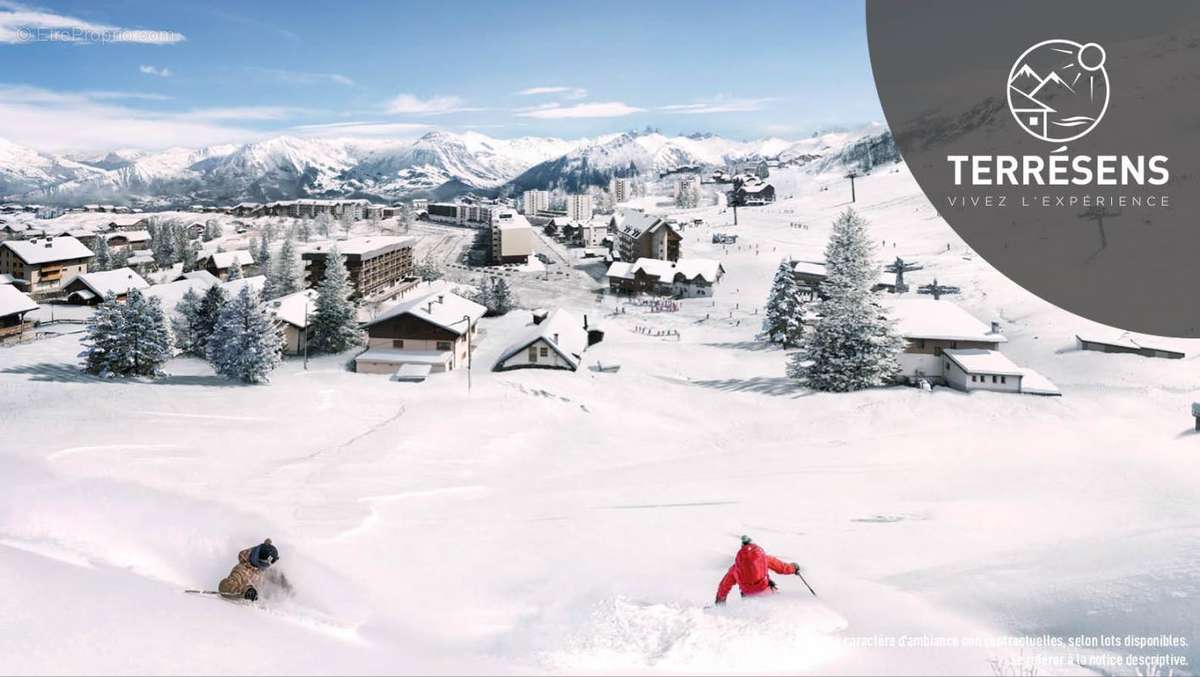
xmin=1007 ymin=39 xmax=1109 ymax=143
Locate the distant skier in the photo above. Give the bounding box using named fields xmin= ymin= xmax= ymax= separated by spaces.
xmin=218 ymin=538 xmax=282 ymax=601
xmin=714 ymin=535 xmax=803 ymax=605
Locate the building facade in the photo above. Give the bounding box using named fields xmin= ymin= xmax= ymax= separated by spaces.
xmin=522 ymin=190 xmax=550 ymax=216
xmin=0 ymin=236 xmax=94 ymax=297
xmin=302 ymin=236 xmax=414 ymax=299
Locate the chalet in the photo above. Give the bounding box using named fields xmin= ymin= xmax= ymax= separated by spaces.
xmin=302 ymin=236 xmax=414 ymax=299
xmin=606 ymin=257 xmax=724 ymax=297
xmin=0 ymin=284 xmax=38 ymax=344
xmin=186 ymin=222 xmax=205 ymax=239
xmin=610 ymin=209 xmax=681 ymax=262
xmin=355 ymin=290 xmax=485 ymax=377
xmin=494 ymin=309 xmax=591 ymax=372
xmin=0 ymin=236 xmax=94 ymax=297
xmin=886 ymin=299 xmax=1058 ymax=394
xmin=791 ymin=259 xmax=893 ymax=300
xmin=1075 ymin=332 xmax=1185 ymax=360
xmin=170 ymin=270 xmax=221 ymax=286
xmin=62 ymin=267 xmax=150 ymax=304
xmin=105 ymin=230 xmax=151 ymax=251
xmin=729 ymin=181 xmax=776 ymax=206
xmin=888 ymin=298 xmax=1007 ymax=386
xmin=268 ymin=289 xmax=317 ymax=354
xmin=203 ymin=250 xmax=256 ymax=281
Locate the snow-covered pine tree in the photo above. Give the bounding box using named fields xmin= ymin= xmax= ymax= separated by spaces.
xmin=255 ymin=236 xmax=273 ymax=294
xmin=80 ymin=293 xmax=126 ymax=376
xmin=470 ymin=276 xmax=495 ymax=312
xmin=207 ymin=286 xmax=282 ymax=384
xmin=189 ymin=283 xmax=229 ymax=357
xmin=91 ymin=236 xmax=112 ymax=272
xmin=787 ymin=209 xmax=902 ymax=391
xmin=762 ymin=259 xmax=806 ymax=348
xmin=226 ymin=258 xmax=244 ymax=281
xmin=120 ymin=288 xmax=173 ymax=377
xmin=316 ymin=213 xmax=333 ymax=238
xmin=111 ymin=247 xmax=131 ymax=269
xmin=181 ymin=240 xmax=200 ymax=273
xmin=266 ymin=235 xmax=301 ymax=299
xmin=414 ymin=254 xmax=443 ymax=281
xmin=491 ymin=277 xmax=516 ymax=315
xmin=171 ymin=287 xmax=203 ymax=355
xmin=309 ymin=245 xmax=361 ymax=353
xmin=298 ymin=218 xmax=312 ymax=242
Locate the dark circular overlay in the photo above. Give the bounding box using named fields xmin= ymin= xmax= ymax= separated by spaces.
xmin=866 ymin=1 xmax=1200 ymax=336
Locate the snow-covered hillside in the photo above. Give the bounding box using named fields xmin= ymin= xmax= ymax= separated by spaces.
xmin=3 ymin=164 xmax=1197 ymax=674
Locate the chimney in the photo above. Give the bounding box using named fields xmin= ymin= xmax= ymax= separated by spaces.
xmin=437 ymin=294 xmax=444 ymax=304
xmin=990 ymin=321 xmax=1001 ymax=334
xmin=553 ymin=333 xmax=559 ymax=344
xmin=583 ymin=314 xmax=589 ymax=330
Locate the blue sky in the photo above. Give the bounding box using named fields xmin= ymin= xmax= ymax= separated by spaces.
xmin=0 ymin=0 xmax=883 ymax=151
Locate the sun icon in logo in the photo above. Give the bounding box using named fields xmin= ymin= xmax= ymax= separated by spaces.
xmin=1007 ymin=39 xmax=1109 ymax=144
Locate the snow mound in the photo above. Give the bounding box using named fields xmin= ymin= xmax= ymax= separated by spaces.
xmin=538 ymin=595 xmax=847 ymax=673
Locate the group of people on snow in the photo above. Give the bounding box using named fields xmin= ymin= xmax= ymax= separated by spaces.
xmin=218 ymin=534 xmax=806 ymax=606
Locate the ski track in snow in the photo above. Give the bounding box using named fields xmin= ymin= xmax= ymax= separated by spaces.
xmin=46 ymin=443 xmax=184 ymax=461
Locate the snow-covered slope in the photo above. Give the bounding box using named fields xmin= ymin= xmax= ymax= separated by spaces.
xmin=0 ymin=138 xmax=107 ymax=197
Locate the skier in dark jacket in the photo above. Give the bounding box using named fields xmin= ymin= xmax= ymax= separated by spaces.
xmin=715 ymin=535 xmax=802 ymax=605
xmin=219 ymin=539 xmax=280 ymax=601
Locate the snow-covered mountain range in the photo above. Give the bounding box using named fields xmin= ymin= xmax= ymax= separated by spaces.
xmin=0 ymin=126 xmax=895 ymax=206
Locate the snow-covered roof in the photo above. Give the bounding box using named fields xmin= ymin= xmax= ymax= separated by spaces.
xmin=176 ymin=270 xmax=220 ymax=285
xmin=208 ymin=250 xmax=254 ymax=269
xmin=144 ymin=278 xmax=213 ymax=313
xmin=943 ymin=348 xmax=1024 ymax=377
xmin=495 ymin=309 xmax=588 ymax=370
xmin=106 ymin=230 xmax=150 ymax=243
xmin=607 ymin=258 xmax=724 ymax=283
xmin=887 ymin=298 xmax=1007 ymax=343
xmin=1075 ymin=331 xmax=1186 ymax=356
xmin=64 ymin=267 xmax=149 ymax=298
xmin=791 ymin=260 xmax=827 ymax=277
xmin=616 ymin=209 xmax=666 ymax=238
xmin=303 ymin=236 xmax=412 ymax=258
xmin=221 ymin=275 xmax=265 ymax=297
xmin=1 ymin=236 xmax=93 ymax=265
xmin=268 ymin=289 xmax=318 ymax=328
xmin=367 ymin=290 xmax=485 ymax=335
xmin=737 ymin=182 xmax=773 ymax=194
xmin=392 ymin=363 xmax=433 ymax=381
xmin=0 ymin=284 xmax=37 ymax=317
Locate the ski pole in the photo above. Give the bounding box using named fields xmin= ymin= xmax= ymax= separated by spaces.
xmin=797 ymin=572 xmax=817 ymax=597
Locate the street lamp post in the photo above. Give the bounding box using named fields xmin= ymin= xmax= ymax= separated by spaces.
xmin=451 ymin=313 xmax=473 ymax=394
xmin=303 ymin=295 xmax=310 ymax=370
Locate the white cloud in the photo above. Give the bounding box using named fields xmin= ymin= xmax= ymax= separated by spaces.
xmin=287 ymin=120 xmax=432 ymax=139
xmin=515 ymin=101 xmax=643 ymax=120
xmin=180 ymin=106 xmax=309 ymax=121
xmin=247 ymin=68 xmax=355 ymax=87
xmin=139 ymin=65 xmax=172 ymax=78
xmin=0 ymin=2 xmax=185 ymax=44
xmin=660 ymin=97 xmax=776 ymax=114
xmin=516 ymin=86 xmax=587 ymax=100
xmin=385 ymin=93 xmax=483 ymax=115
xmin=0 ymin=84 xmax=260 ymax=151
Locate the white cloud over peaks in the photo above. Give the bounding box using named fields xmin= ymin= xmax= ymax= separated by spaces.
xmin=385 ymin=94 xmax=480 ymax=115
xmin=0 ymin=84 xmax=259 ymax=151
xmin=0 ymin=2 xmax=185 ymax=44
xmin=515 ymin=101 xmax=643 ymax=119
xmin=139 ymin=65 xmax=172 ymax=77
xmin=660 ymin=96 xmax=777 ymax=114
xmin=516 ymin=86 xmax=588 ymax=100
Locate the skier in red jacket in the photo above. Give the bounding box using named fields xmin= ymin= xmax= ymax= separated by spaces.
xmin=715 ymin=535 xmax=803 ymax=605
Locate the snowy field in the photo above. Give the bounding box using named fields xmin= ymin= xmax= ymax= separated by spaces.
xmin=2 ymin=166 xmax=1198 ymax=675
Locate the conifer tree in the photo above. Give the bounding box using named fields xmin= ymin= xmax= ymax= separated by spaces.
xmin=172 ymin=287 xmax=203 ymax=355
xmin=787 ymin=209 xmax=902 ymax=391
xmin=207 ymin=286 xmax=282 ymax=384
xmin=226 ymin=258 xmax=244 ymax=281
xmin=309 ymin=245 xmax=361 ymax=353
xmin=266 ymin=235 xmax=301 ymax=299
xmin=91 ymin=236 xmax=112 ymax=272
xmin=80 ymin=293 xmax=126 ymax=376
xmin=190 ymin=284 xmax=229 ymax=357
xmin=121 ymin=289 xmax=173 ymax=377
xmin=762 ymin=259 xmax=806 ymax=348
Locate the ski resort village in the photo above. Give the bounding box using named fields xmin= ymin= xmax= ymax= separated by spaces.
xmin=2 ymin=124 xmax=1198 ymax=674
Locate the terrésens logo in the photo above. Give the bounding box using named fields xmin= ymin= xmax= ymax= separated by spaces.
xmin=1007 ymin=39 xmax=1109 ymax=144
